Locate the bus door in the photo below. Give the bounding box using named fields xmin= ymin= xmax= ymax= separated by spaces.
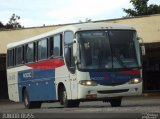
xmin=69 ymin=72 xmax=78 ymax=99
xmin=64 ymin=45 xmax=78 ymax=99
xmin=69 ymin=45 xmax=78 ymax=99
xmin=64 ymin=31 xmax=78 ymax=99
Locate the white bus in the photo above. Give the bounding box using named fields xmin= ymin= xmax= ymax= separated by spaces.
xmin=7 ymin=23 xmax=142 ymax=109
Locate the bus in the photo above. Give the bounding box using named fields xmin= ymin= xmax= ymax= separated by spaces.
xmin=7 ymin=23 xmax=142 ymax=109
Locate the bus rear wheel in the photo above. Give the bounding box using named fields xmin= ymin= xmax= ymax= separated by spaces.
xmin=60 ymin=86 xmax=80 ymax=108
xmin=23 ymin=89 xmax=41 ymax=109
xmin=109 ymin=98 xmax=122 ymax=107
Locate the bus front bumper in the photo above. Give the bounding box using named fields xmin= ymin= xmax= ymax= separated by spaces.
xmin=78 ymin=82 xmax=142 ymax=100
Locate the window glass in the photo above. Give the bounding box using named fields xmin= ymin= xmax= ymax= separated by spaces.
xmin=77 ymin=31 xmax=112 ymax=70
xmin=77 ymin=30 xmax=140 ymax=71
xmin=109 ymin=30 xmax=139 ymax=68
xmin=7 ymin=49 xmax=14 ymax=67
xmin=64 ymin=31 xmax=75 ymax=73
xmin=54 ymin=35 xmax=61 ymax=57
xmin=64 ymin=47 xmax=75 ymax=68
xmin=49 ymin=37 xmax=53 ymax=56
xmin=26 ymin=43 xmax=34 ymax=63
xmin=64 ymin=31 xmax=74 ymax=45
xmin=16 ymin=46 xmax=23 ymax=65
xmin=38 ymin=39 xmax=47 ymax=60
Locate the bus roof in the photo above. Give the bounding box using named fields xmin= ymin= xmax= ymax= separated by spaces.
xmin=7 ymin=23 xmax=135 ymax=49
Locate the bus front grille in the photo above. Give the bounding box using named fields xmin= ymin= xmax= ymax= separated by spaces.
xmin=97 ymin=89 xmax=129 ymax=94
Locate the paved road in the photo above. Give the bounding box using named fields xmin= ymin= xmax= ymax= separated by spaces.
xmin=0 ymin=96 xmax=160 ymax=119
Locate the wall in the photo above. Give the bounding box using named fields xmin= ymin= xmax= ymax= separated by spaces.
xmin=100 ymin=14 xmax=160 ymax=43
xmin=0 ymin=14 xmax=160 ymax=53
xmin=0 ymin=26 xmax=61 ymax=53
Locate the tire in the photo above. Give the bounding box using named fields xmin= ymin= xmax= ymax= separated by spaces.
xmin=60 ymin=86 xmax=80 ymax=108
xmin=110 ymin=98 xmax=122 ymax=107
xmin=70 ymin=100 xmax=80 ymax=107
xmin=23 ymin=89 xmax=41 ymax=109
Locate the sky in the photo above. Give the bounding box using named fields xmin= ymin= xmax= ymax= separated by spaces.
xmin=0 ymin=0 xmax=160 ymax=27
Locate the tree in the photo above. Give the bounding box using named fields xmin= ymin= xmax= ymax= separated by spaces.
xmin=148 ymin=4 xmax=160 ymax=14
xmin=5 ymin=13 xmax=22 ymax=29
xmin=0 ymin=21 xmax=4 ymax=28
xmin=123 ymin=0 xmax=160 ymax=17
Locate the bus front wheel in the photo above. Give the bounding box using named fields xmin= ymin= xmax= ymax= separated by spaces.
xmin=23 ymin=89 xmax=41 ymax=109
xmin=60 ymin=86 xmax=80 ymax=108
xmin=109 ymin=98 xmax=122 ymax=107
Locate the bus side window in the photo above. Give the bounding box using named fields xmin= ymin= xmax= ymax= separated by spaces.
xmin=7 ymin=49 xmax=14 ymax=67
xmin=49 ymin=34 xmax=62 ymax=57
xmin=15 ymin=46 xmax=23 ymax=65
xmin=54 ymin=35 xmax=61 ymax=57
xmin=37 ymin=39 xmax=47 ymax=61
xmin=25 ymin=43 xmax=34 ymax=63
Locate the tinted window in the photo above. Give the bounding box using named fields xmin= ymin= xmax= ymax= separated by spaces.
xmin=49 ymin=34 xmax=62 ymax=57
xmin=64 ymin=31 xmax=74 ymax=45
xmin=38 ymin=39 xmax=47 ymax=60
xmin=64 ymin=47 xmax=75 ymax=68
xmin=26 ymin=43 xmax=34 ymax=63
xmin=15 ymin=46 xmax=23 ymax=65
xmin=77 ymin=31 xmax=112 ymax=70
xmin=77 ymin=30 xmax=140 ymax=70
xmin=64 ymin=31 xmax=75 ymax=73
xmin=49 ymin=37 xmax=54 ymax=56
xmin=54 ymin=35 xmax=61 ymax=57
xmin=109 ymin=30 xmax=138 ymax=68
xmin=7 ymin=49 xmax=14 ymax=67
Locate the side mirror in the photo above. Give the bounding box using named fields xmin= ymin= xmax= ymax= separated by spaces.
xmin=137 ymin=37 xmax=141 ymax=41
xmin=137 ymin=37 xmax=146 ymax=56
xmin=141 ymin=45 xmax=146 ymax=56
xmin=73 ymin=38 xmax=80 ymax=64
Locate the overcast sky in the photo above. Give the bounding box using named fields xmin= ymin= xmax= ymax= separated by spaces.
xmin=0 ymin=0 xmax=160 ymax=27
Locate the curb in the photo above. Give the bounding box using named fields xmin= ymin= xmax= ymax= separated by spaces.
xmin=143 ymin=93 xmax=160 ymax=97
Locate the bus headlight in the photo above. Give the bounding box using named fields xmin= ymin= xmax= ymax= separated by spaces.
xmin=79 ymin=80 xmax=97 ymax=86
xmin=129 ymin=78 xmax=142 ymax=84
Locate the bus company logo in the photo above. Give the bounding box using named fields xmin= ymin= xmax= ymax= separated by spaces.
xmin=23 ymin=72 xmax=32 ymax=78
xmin=91 ymin=76 xmax=109 ymax=80
xmin=92 ymin=77 xmax=104 ymax=80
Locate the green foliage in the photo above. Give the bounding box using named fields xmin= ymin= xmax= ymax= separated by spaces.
xmin=148 ymin=4 xmax=160 ymax=14
xmin=0 ymin=21 xmax=4 ymax=28
xmin=0 ymin=13 xmax=22 ymax=29
xmin=123 ymin=0 xmax=160 ymax=17
xmin=5 ymin=13 xmax=22 ymax=29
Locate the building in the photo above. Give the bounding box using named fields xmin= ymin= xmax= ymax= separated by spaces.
xmin=0 ymin=14 xmax=160 ymax=99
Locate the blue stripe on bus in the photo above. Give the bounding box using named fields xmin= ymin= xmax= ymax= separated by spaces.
xmin=18 ymin=69 xmax=56 ymax=102
xmin=89 ymin=70 xmax=140 ymax=85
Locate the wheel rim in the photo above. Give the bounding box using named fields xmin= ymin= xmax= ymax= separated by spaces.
xmin=24 ymin=93 xmax=29 ymax=106
xmin=62 ymin=90 xmax=67 ymax=104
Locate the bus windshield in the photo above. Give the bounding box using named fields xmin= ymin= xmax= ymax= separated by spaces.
xmin=77 ymin=30 xmax=141 ymax=70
